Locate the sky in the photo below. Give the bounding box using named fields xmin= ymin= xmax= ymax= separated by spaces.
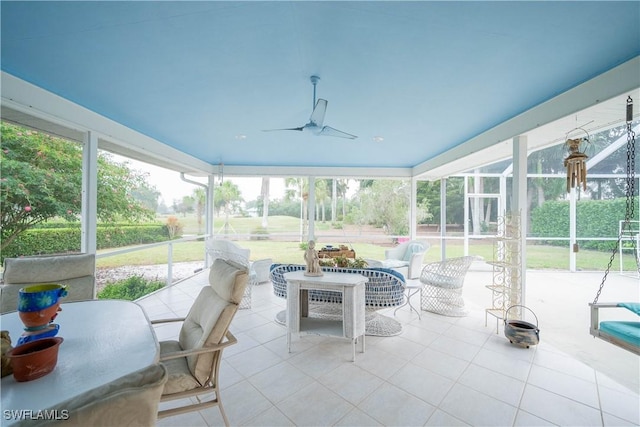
xmin=118 ymin=155 xmax=286 ymax=205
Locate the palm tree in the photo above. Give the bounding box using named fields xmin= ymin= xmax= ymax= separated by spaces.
xmin=337 ymin=179 xmax=349 ymax=221
xmin=285 ymin=177 xmax=308 ymax=239
xmin=315 ymin=179 xmax=329 ymax=222
xmin=214 ymin=181 xmax=242 ymax=235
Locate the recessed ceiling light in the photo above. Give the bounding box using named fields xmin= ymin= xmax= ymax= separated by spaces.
xmin=235 ymin=134 xmax=247 ymax=140
xmin=373 ymin=136 xmax=384 ymax=142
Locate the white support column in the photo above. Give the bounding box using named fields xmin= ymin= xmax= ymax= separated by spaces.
xmin=308 ymin=176 xmax=316 ymax=241
xmin=440 ymin=178 xmax=447 ymax=261
xmin=206 ymin=175 xmax=215 ymax=238
xmin=205 ymin=174 xmax=215 ymax=267
xmin=512 ymin=135 xmax=528 ymax=305
xmin=463 ymin=177 xmax=469 ymax=256
xmin=569 ymin=188 xmax=577 ymax=272
xmin=410 ymin=178 xmax=418 ymax=239
xmin=81 ymin=131 xmax=98 ymax=255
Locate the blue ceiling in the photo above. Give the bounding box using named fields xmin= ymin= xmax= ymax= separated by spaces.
xmin=2 ymin=1 xmax=639 ymax=170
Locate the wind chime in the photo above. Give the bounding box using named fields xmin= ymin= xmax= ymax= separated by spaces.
xmin=563 ymin=128 xmax=591 ymax=192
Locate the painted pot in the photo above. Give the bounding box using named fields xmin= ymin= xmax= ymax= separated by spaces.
xmin=504 ymin=305 xmax=540 ymax=348
xmin=6 ymin=337 xmax=64 ymax=382
xmin=18 ymin=284 xmax=67 ymax=329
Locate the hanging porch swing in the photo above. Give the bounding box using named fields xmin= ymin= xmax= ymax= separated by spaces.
xmin=588 ymin=96 xmax=640 ymax=355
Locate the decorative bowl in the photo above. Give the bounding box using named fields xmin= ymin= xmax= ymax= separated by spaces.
xmin=504 ymin=319 xmax=540 ymax=348
xmin=6 ymin=337 xmax=64 ymax=382
xmin=503 ymin=305 xmax=540 ymax=348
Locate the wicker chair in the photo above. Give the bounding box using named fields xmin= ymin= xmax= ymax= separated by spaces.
xmin=420 ymin=256 xmax=476 ymax=317
xmin=270 ymin=264 xmax=406 ymax=336
xmin=384 ymin=240 xmax=430 ymax=279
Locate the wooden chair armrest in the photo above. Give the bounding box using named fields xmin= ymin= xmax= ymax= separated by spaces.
xmin=588 ymin=303 xmax=623 ymax=308
xmin=159 ymin=331 xmax=238 ymax=361
xmin=151 ymin=317 xmax=186 ymax=325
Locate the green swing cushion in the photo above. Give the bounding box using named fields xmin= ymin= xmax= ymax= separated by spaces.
xmin=599 ymin=321 xmax=640 ymax=347
xmin=618 ymin=302 xmax=640 ymax=316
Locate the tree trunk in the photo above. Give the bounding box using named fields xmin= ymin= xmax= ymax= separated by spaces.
xmin=484 ymin=199 xmax=492 ymax=226
xmin=331 ymin=179 xmax=337 ymax=222
xmin=261 ymin=177 xmax=270 ymax=228
xmin=471 ymin=175 xmax=482 ymax=233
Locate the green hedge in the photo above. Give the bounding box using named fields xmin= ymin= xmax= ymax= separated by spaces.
xmin=1 ymin=224 xmax=171 ymax=261
xmin=97 ymin=276 xmax=164 ymax=300
xmin=530 ymin=198 xmax=637 ymax=251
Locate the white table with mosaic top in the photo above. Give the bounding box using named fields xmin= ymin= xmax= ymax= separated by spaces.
xmin=284 ymin=270 xmax=367 ymax=361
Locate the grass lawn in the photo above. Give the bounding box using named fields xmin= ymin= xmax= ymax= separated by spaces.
xmin=95 ymin=214 xmax=638 ymax=271
xmin=96 ymin=238 xmax=639 ymax=272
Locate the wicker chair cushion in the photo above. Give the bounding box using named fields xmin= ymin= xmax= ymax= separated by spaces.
xmin=381 ymin=259 xmax=409 ymax=269
xmin=403 ymin=243 xmax=425 ymax=261
xmin=160 ymin=341 xmax=201 ymax=395
xmin=423 ymin=272 xmax=462 ymax=289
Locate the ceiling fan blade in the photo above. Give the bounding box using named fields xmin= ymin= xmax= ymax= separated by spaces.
xmin=309 ymin=99 xmax=327 ymax=127
xmin=319 ymin=126 xmax=357 ymax=139
xmin=262 ymin=127 xmax=304 ymax=132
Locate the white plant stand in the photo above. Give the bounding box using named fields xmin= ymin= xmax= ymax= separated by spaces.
xmin=284 ymin=271 xmax=367 ymax=361
xmin=485 ymin=211 xmax=523 ymax=333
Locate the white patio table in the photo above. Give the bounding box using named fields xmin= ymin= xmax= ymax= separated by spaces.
xmin=1 ymin=299 xmax=159 ymax=426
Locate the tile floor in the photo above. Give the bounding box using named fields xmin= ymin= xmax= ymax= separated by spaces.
xmin=138 ymin=269 xmax=639 ymax=427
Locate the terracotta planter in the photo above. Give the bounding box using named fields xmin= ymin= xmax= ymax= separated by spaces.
xmin=6 ymin=337 xmax=64 ymax=382
xmin=17 ymin=284 xmax=67 ymax=329
xmin=18 ymin=302 xmax=62 ymax=330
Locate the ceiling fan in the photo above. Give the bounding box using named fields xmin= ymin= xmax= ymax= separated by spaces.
xmin=264 ymin=75 xmax=357 ymax=139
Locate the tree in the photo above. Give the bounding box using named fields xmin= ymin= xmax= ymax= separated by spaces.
xmin=336 ymin=179 xmax=349 ymax=221
xmin=214 ymin=181 xmax=242 ymax=234
xmin=193 ymin=187 xmax=206 ymax=233
xmin=315 ymin=179 xmax=329 ymax=222
xmin=130 ymin=177 xmax=161 ymax=212
xmin=417 ymin=177 xmax=465 ymax=226
xmin=285 ymin=177 xmax=307 ymax=237
xmin=1 ymin=123 xmax=155 ymax=251
xmin=174 ymin=196 xmax=195 ymax=217
xmin=357 ymin=179 xmax=431 ymax=236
